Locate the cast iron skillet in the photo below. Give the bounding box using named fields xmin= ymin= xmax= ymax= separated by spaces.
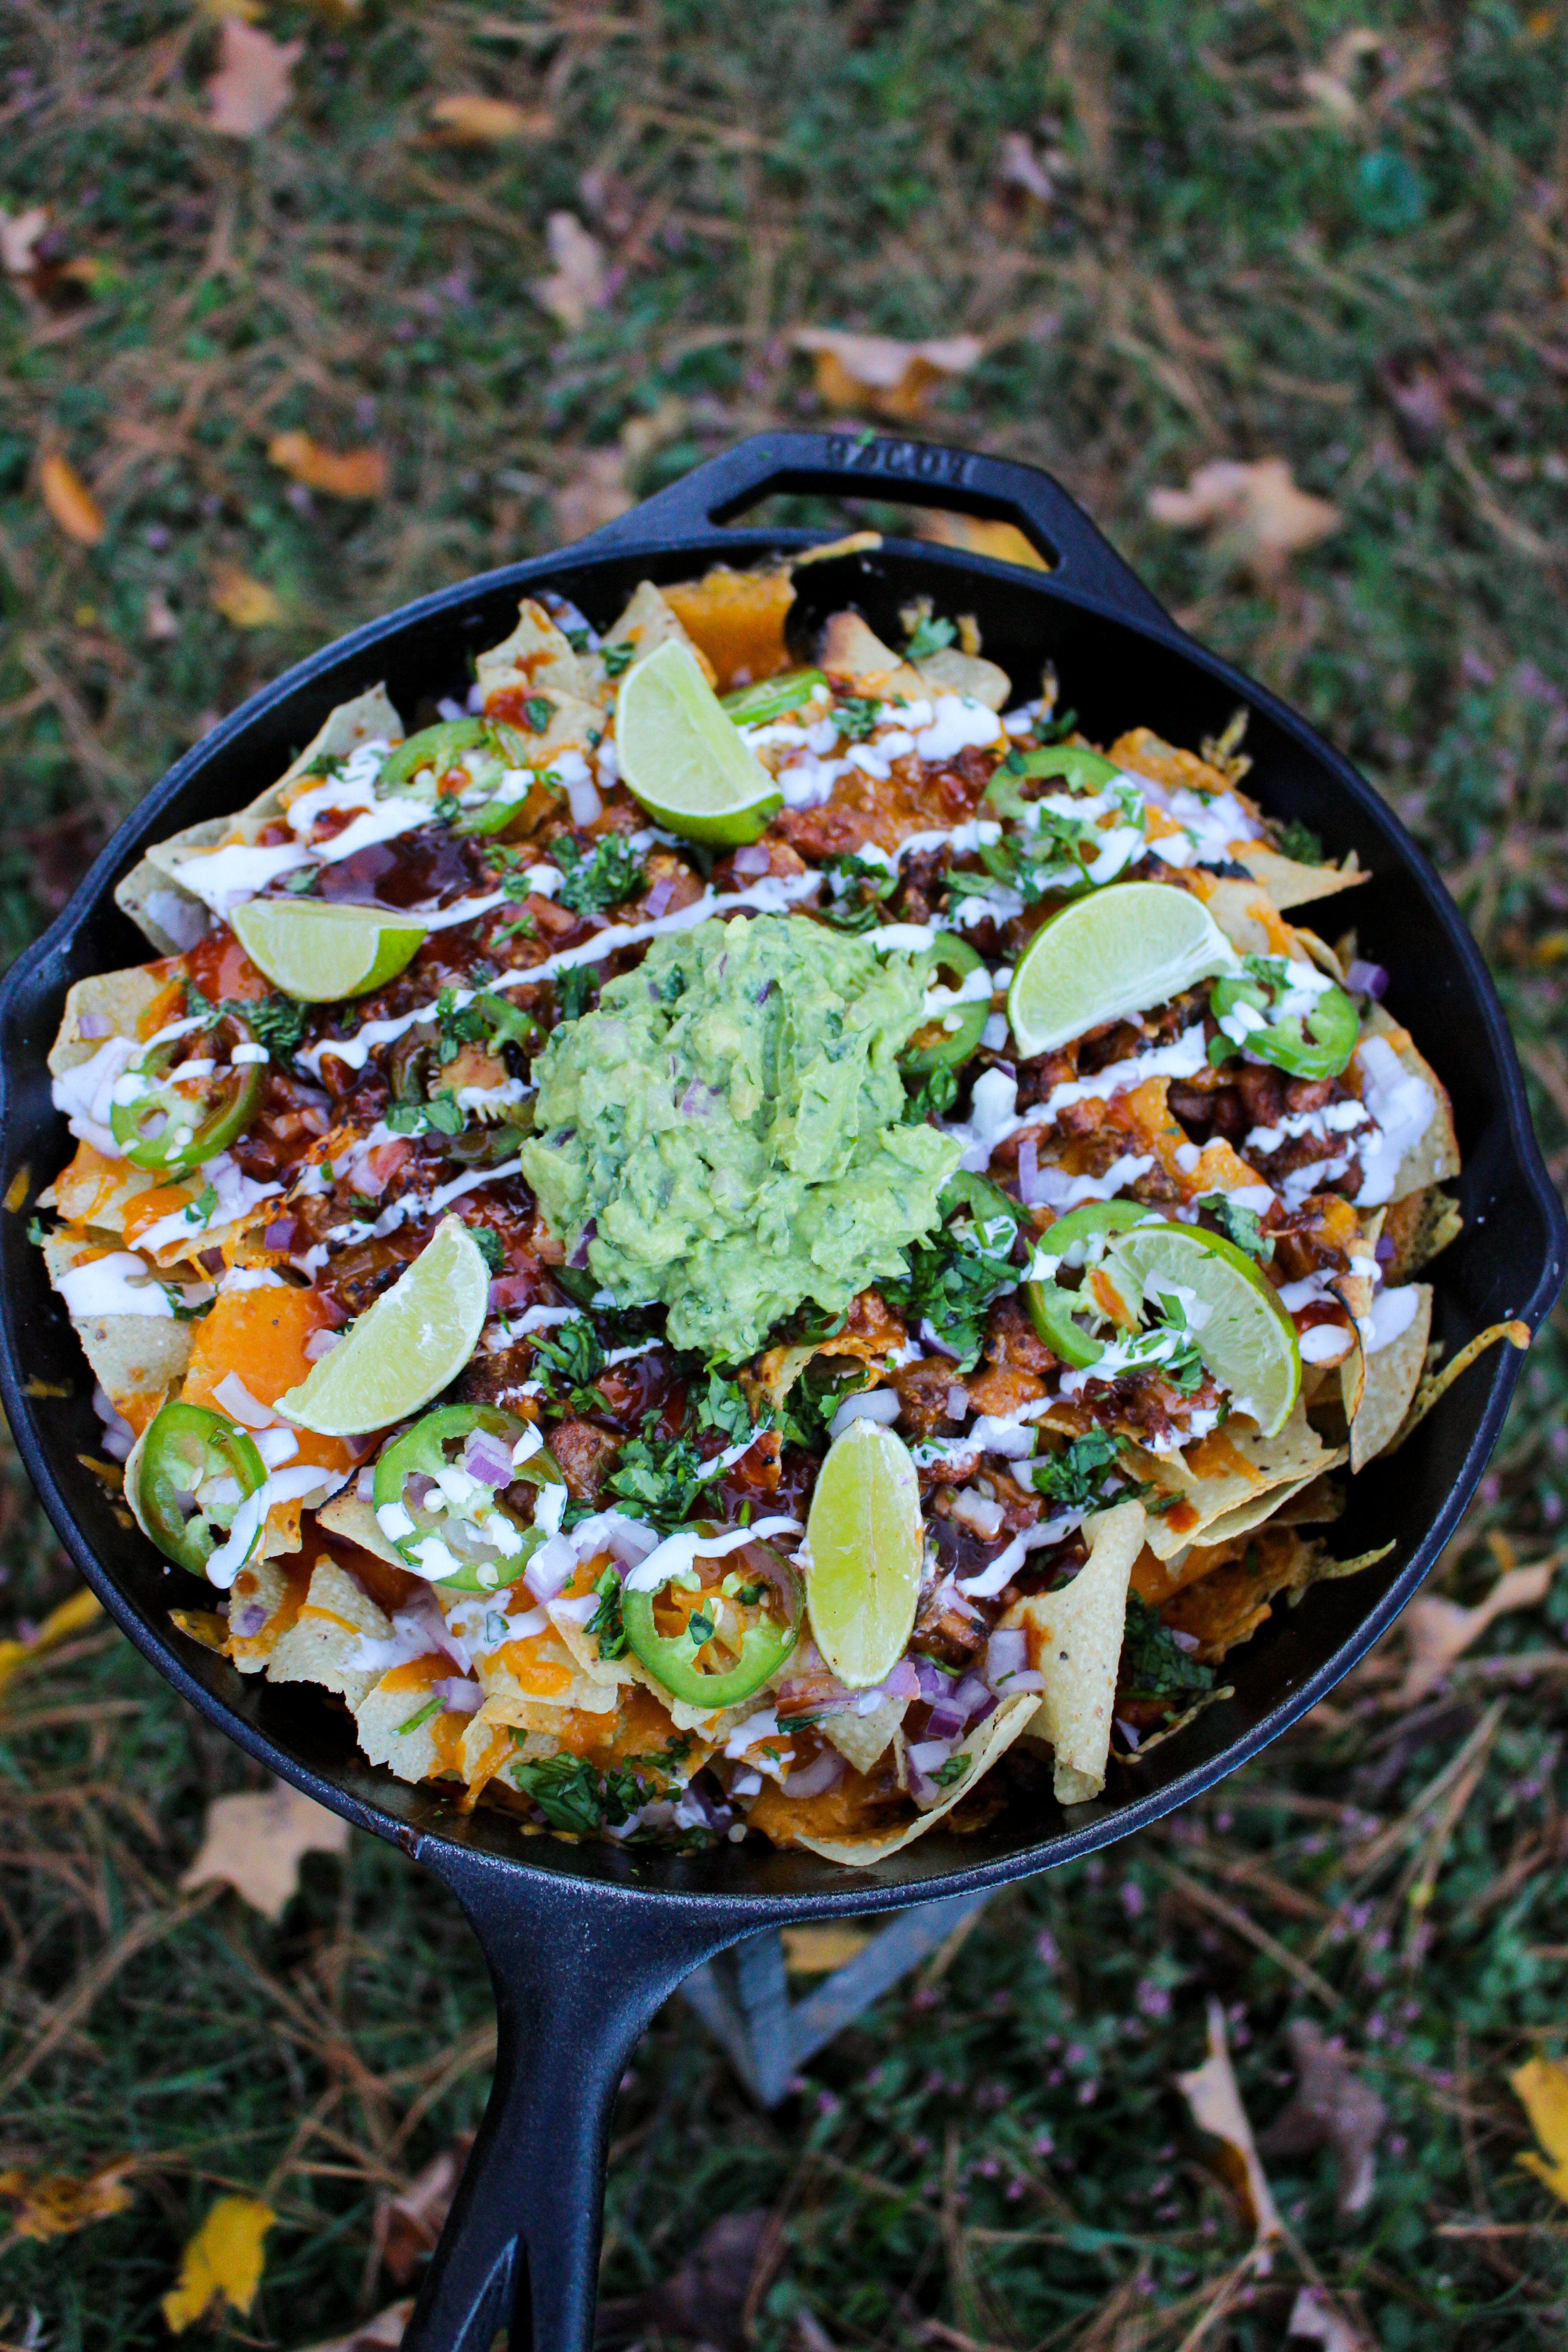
xmin=0 ymin=435 xmax=1561 ymax=2352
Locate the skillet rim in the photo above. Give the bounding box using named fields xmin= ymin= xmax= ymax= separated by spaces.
xmin=0 ymin=493 xmax=1561 ymax=1919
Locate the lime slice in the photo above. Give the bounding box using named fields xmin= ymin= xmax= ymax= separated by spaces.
xmin=804 ymin=1417 xmax=924 ymax=1689
xmin=1105 ymin=1220 xmax=1300 ymax=1436
xmin=231 ymin=898 xmax=427 ymax=1003
xmin=1007 ymin=881 xmax=1235 ymax=1058
xmin=278 ymin=1216 xmax=489 ymax=1435
xmin=616 ymin=637 xmax=783 ymax=846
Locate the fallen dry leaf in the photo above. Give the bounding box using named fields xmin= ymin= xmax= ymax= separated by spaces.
xmin=1286 ymin=2285 xmax=1375 ymax=2352
xmin=916 ymin=509 xmax=1049 ymax=570
xmin=429 ymin=93 xmax=552 ymax=143
xmin=781 ymin=1925 xmax=872 ymax=1974
xmin=0 ymin=203 xmax=49 ymax=279
xmin=1300 ymin=29 xmax=1381 ymax=127
xmin=1258 ymin=2018 xmax=1386 ymax=2216
xmin=268 ymin=430 xmax=387 ymax=500
xmin=0 ymin=2157 xmax=134 ymax=2242
xmin=298 ymin=2299 xmax=413 ymax=2352
xmin=145 ymin=587 xmax=180 ymax=642
xmin=206 ymin=18 xmax=303 ymax=140
xmin=378 ymin=2133 xmax=473 ymax=2283
xmin=1396 ymin=1557 xmax=1557 ymax=1706
xmin=210 ymin=564 xmax=283 ymax=629
xmin=1511 ymin=2056 xmax=1568 ymax=2203
xmin=162 ymin=2195 xmax=275 ymax=2332
xmin=1148 ymin=457 xmax=1341 ymax=582
xmin=596 ymin=2208 xmax=781 ymax=2352
xmin=794 ymin=328 xmax=984 ymax=424
xmin=0 ymin=1584 xmax=103 ymax=1704
xmin=39 ymin=452 xmax=105 ymax=547
xmin=995 ymin=131 xmax=1052 ymax=205
xmin=534 ymin=211 xmax=609 ymax=331
xmin=1176 ymin=1998 xmax=1282 ymax=2269
xmin=181 ymin=1777 xmax=350 ymax=1919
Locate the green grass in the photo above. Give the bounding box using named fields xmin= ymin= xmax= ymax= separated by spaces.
xmin=2 ymin=2 xmax=1567 ymax=2345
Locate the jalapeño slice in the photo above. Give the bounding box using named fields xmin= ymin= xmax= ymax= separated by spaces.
xmin=720 ymin=668 xmax=828 ymax=727
xmin=372 ymin=1404 xmax=561 ymax=1591
xmin=109 ymin=1014 xmax=265 ymax=1176
xmin=1024 ymin=1200 xmax=1157 ymax=1369
xmin=378 ymin=718 xmax=535 ymax=811
xmin=902 ymin=933 xmax=991 ymax=1074
xmin=1209 ymin=962 xmax=1359 ymax=1081
xmin=621 ymin=1529 xmax=801 ymax=1708
xmin=132 ymin=1401 xmax=267 ymax=1579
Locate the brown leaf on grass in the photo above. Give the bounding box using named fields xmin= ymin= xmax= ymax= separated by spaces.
xmin=206 ymin=19 xmax=303 ymax=139
xmin=0 ymin=204 xmax=49 ymax=279
xmin=793 ymin=328 xmax=984 ymax=424
xmin=162 ymin=2195 xmax=275 ymax=2332
xmin=595 ymin=2208 xmax=782 ymax=2351
xmin=429 ymin=93 xmax=553 ymax=143
xmin=268 ymin=430 xmax=388 ymax=499
xmin=0 ymin=1585 xmax=102 ymax=1703
xmin=534 ymin=212 xmax=609 ymax=331
xmin=180 ymin=1777 xmax=349 ymax=1918
xmin=1511 ymin=2056 xmax=1568 ymax=2202
xmin=1286 ymin=2286 xmax=1376 ymax=2351
xmin=299 ymin=2302 xmax=413 ymax=2352
xmin=377 ymin=2133 xmax=474 ymax=2283
xmin=1395 ymin=1556 xmax=1557 ymax=1706
xmin=211 ymin=564 xmax=283 ymax=629
xmin=0 ymin=2157 xmax=134 ymax=2241
xmin=1176 ymin=1999 xmax=1282 ymax=2269
xmin=1257 ymin=2018 xmax=1386 ymax=2216
xmin=995 ymin=132 xmax=1052 ymax=206
xmin=1148 ymin=457 xmax=1341 ymax=582
xmin=916 ymin=510 xmax=1049 ymax=571
xmin=39 ymin=452 xmax=105 ymax=547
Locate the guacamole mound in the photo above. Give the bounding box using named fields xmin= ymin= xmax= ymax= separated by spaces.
xmin=519 ymin=915 xmax=963 ymax=1359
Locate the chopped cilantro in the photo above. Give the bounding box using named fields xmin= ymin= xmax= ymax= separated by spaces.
xmin=281 ymin=867 xmax=321 ymax=896
xmin=521 ymin=695 xmax=553 ymax=733
xmin=589 ymin=1565 xmax=627 ymax=1660
xmin=1275 ymin=818 xmax=1324 ymax=865
xmin=1121 ymin=1592 xmax=1215 ymax=1703
xmin=600 ymin=642 xmax=636 ymax=680
xmin=469 ymin=1225 xmax=505 ymax=1277
xmin=473 ymin=991 xmax=540 ymax=1053
xmin=529 ymin=1317 xmax=605 ymax=1406
xmin=385 ymin=1091 xmax=465 ymax=1137
xmin=773 ymin=1357 xmax=870 ymax=1452
xmin=242 ymin=993 xmax=309 ymax=1063
xmin=555 ymin=965 xmax=599 ymax=1023
xmin=902 ymin=1063 xmax=959 ymax=1125
xmin=905 ymin=613 xmax=956 ymax=660
xmin=605 ymin=1425 xmax=728 ymax=1530
xmin=822 ymin=852 xmax=897 ymax=934
xmin=553 ymin=835 xmax=646 ymax=916
xmin=163 ymin=1285 xmax=212 ymax=1323
xmin=835 ymin=695 xmax=882 ymax=741
xmin=1196 ymin=1192 xmax=1274 ymax=1264
xmin=25 ymin=1216 xmax=45 ymax=1246
xmin=695 ymin=1372 xmax=755 ymax=1445
xmin=510 ymin=1753 xmax=642 ymax=1833
xmin=1033 ymin=1429 xmax=1127 ymax=1513
xmin=185 ymin=1181 xmax=218 ymax=1225
xmin=882 ymin=1173 xmax=1025 ymax=1373
xmin=396 ymin=1695 xmax=446 ymax=1735
xmin=931 ymin=1751 xmax=971 ymax=1788
xmin=687 ymin=1610 xmax=715 ymax=1645
xmin=564 ymin=627 xmax=593 ymax=655
xmin=436 ymin=986 xmax=491 ymax=1060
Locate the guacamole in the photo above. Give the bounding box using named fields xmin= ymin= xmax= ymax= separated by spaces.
xmin=520 ymin=915 xmax=963 ymax=1358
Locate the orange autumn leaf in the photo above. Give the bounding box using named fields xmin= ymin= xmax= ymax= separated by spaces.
xmin=0 ymin=1585 xmax=103 ymax=1709
xmin=916 ymin=510 xmax=1049 ymax=570
xmin=0 ymin=2156 xmax=134 ymax=2242
xmin=793 ymin=328 xmax=984 ymax=424
xmin=1511 ymin=2056 xmax=1568 ymax=2204
xmin=268 ymin=430 xmax=388 ymax=500
xmin=429 ymin=93 xmax=553 ymax=143
xmin=162 ymin=2195 xmax=275 ymax=2332
xmin=40 ymin=452 xmax=105 ymax=546
xmin=1147 ymin=457 xmax=1342 ymax=583
xmin=180 ymin=1778 xmax=350 ymax=1921
xmin=210 ymin=564 xmax=282 ymax=628
xmin=206 ymin=19 xmax=302 ymax=140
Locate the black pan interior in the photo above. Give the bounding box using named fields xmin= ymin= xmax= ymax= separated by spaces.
xmin=0 ymin=523 xmax=1558 ymax=1915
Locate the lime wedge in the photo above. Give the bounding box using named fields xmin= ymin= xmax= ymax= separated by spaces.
xmin=278 ymin=1216 xmax=489 ymax=1435
xmin=1007 ymin=881 xmax=1235 ymax=1058
xmin=1105 ymin=1220 xmax=1300 ymax=1436
xmin=804 ymin=1417 xmax=924 ymax=1688
xmin=232 ymin=898 xmax=427 ymax=1003
xmin=616 ymin=637 xmax=783 ymax=846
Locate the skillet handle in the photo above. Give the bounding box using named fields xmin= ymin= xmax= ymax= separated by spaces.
xmin=565 ymin=429 xmax=1172 ymax=631
xmin=400 ymin=1854 xmax=745 ymax=2352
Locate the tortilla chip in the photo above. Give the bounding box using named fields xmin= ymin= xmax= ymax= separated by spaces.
xmin=822 ymin=1698 xmax=907 ymax=1774
xmin=1194 ymin=876 xmax=1299 ymax=960
xmin=1002 ymin=1500 xmax=1146 ymax=1803
xmin=115 ymin=684 xmax=405 ymax=954
xmin=474 ymin=597 xmax=594 ymax=702
xmin=39 ymin=1141 xmax=161 ymax=1235
xmin=225 ymin=1555 xmax=309 ymax=1673
xmin=317 ymin=1491 xmax=414 ymax=1571
xmin=267 ymin=1558 xmax=392 ymax=1708
xmin=789 ymin=1691 xmax=1039 ymax=1866
xmin=1107 ymin=729 xmax=1239 ymax=801
xmin=1191 ymin=1458 xmax=1346 ymax=1550
xmin=1358 ymin=1004 xmax=1462 ymax=1199
xmin=1270 ymin=1471 xmax=1344 ymax=1526
xmin=1349 ymin=1284 xmax=1433 ymax=1471
xmin=594 ymin=581 xmax=716 ymax=689
xmin=1160 ymin=1526 xmax=1324 ymax=1661
xmin=42 ymin=1233 xmax=193 ymax=1426
xmin=1235 ymin=845 xmax=1367 ymax=911
xmin=48 ymin=967 xmax=167 ymax=1078
xmin=662 ymin=565 xmax=797 ymax=694
xmin=354 ymin=1661 xmax=462 ymax=1783
xmin=1379 ymin=1185 xmax=1463 ymax=1282
xmin=1131 ymin=1399 xmax=1335 ymax=1559
xmin=915 ymin=647 xmax=1011 ymax=710
xmin=817 ymin=611 xmax=926 ymax=700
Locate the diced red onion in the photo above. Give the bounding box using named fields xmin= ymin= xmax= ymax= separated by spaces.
xmin=406 ymin=1473 xmax=436 ymax=1509
xmin=946 ymin=1385 xmax=970 ymax=1420
xmin=645 ymin=876 xmax=676 ymax=918
xmin=985 ymin=1628 xmax=1029 ymax=1687
xmin=418 ymin=1604 xmax=473 ymax=1673
xmin=1169 ymin=1627 xmax=1200 ymax=1655
xmin=783 ymin=1747 xmax=845 ymax=1799
xmin=568 ymin=1218 xmax=597 ymax=1270
xmin=1345 ymin=959 xmax=1388 ymax=1000
xmin=437 ymin=1677 xmax=484 ymax=1715
xmin=952 ymin=1673 xmax=995 ymax=1728
xmin=1114 ymin=1716 xmax=1141 ymax=1752
xmin=304 ymin=1329 xmax=340 ymax=1361
xmin=733 ymin=844 xmax=770 ymax=878
xmin=914 ymin=1655 xmax=957 ymax=1707
xmin=102 ymin=1427 xmax=133 ymax=1463
xmin=1374 ymin=1233 xmax=1395 ymax=1265
xmin=1017 ymin=1137 xmax=1041 ymax=1205
xmin=488 ymin=1274 xmax=534 ymax=1313
xmin=78 ymin=1012 xmax=111 ymax=1039
xmin=462 ymin=1431 xmax=515 ymax=1488
xmin=678 ymin=1080 xmax=719 ymax=1116
xmin=919 ymin=1317 xmax=963 ymax=1361
xmin=264 ymin=1218 xmax=299 ymax=1251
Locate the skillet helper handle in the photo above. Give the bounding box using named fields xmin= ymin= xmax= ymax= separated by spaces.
xmin=400 ymin=1861 xmax=744 ymax=2352
xmin=565 ymin=429 xmax=1172 ymax=632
